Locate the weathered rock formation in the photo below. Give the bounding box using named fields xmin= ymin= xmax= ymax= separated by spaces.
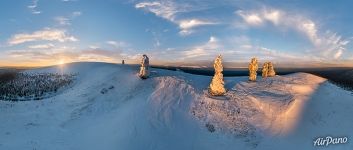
xmin=122 ymin=60 xmax=125 ymax=65
xmin=267 ymin=62 xmax=276 ymax=77
xmin=262 ymin=62 xmax=276 ymax=78
xmin=262 ymin=62 xmax=269 ymax=78
xmin=138 ymin=54 xmax=149 ymax=79
xmin=209 ymin=55 xmax=226 ymax=96
xmin=248 ymin=58 xmax=258 ymax=81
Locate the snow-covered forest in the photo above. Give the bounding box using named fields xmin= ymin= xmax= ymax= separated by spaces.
xmin=0 ymin=73 xmax=75 ymax=101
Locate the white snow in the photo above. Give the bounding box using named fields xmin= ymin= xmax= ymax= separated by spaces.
xmin=1 ymin=62 xmax=353 ymax=150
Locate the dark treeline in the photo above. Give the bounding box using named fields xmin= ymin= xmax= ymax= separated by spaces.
xmin=305 ymin=68 xmax=353 ymax=91
xmin=151 ymin=66 xmax=312 ymax=76
xmin=0 ymin=71 xmax=18 ymax=84
xmin=152 ymin=66 xmax=353 ymax=91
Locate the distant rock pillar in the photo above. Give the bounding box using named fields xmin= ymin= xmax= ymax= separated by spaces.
xmin=209 ymin=55 xmax=226 ymax=96
xmin=262 ymin=62 xmax=269 ymax=78
xmin=248 ymin=58 xmax=258 ymax=81
xmin=138 ymin=54 xmax=149 ymax=79
xmin=122 ymin=60 xmax=125 ymax=65
xmin=267 ymin=62 xmax=276 ymax=77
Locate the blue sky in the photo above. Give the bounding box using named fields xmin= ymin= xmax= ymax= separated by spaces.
xmin=0 ymin=0 xmax=353 ymax=67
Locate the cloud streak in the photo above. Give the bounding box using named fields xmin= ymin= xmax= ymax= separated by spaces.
xmin=135 ymin=0 xmax=217 ymax=36
xmin=6 ymin=47 xmax=125 ymax=66
xmin=54 ymin=11 xmax=82 ymax=26
xmin=8 ymin=28 xmax=78 ymax=45
xmin=106 ymin=40 xmax=128 ymax=48
xmin=179 ymin=19 xmax=218 ymax=35
xmin=28 ymin=43 xmax=55 ymax=49
xmin=236 ymin=8 xmax=349 ymax=59
xmin=28 ymin=0 xmax=41 ymax=14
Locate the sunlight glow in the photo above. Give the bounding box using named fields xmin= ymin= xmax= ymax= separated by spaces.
xmin=58 ymin=60 xmax=65 ymax=65
xmin=248 ymin=78 xmax=327 ymax=136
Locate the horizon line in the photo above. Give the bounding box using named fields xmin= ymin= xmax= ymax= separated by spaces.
xmin=1 ymin=61 xmax=353 ymax=69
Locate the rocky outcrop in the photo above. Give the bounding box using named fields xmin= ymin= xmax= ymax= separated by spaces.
xmin=209 ymin=55 xmax=226 ymax=96
xmin=248 ymin=58 xmax=258 ymax=81
xmin=262 ymin=62 xmax=276 ymax=78
xmin=122 ymin=60 xmax=125 ymax=65
xmin=262 ymin=62 xmax=269 ymax=78
xmin=138 ymin=54 xmax=149 ymax=79
xmin=267 ymin=62 xmax=276 ymax=77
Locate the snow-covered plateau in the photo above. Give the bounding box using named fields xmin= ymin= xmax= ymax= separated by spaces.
xmin=1 ymin=62 xmax=353 ymax=150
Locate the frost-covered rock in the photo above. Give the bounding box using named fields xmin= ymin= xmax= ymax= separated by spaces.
xmin=262 ymin=62 xmax=276 ymax=78
xmin=248 ymin=58 xmax=258 ymax=81
xmin=262 ymin=62 xmax=269 ymax=78
xmin=267 ymin=62 xmax=276 ymax=77
xmin=209 ymin=55 xmax=226 ymax=96
xmin=138 ymin=54 xmax=149 ymax=79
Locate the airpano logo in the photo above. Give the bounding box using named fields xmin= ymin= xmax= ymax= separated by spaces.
xmin=313 ymin=136 xmax=348 ymax=146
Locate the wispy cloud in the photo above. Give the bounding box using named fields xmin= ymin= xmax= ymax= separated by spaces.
xmin=236 ymin=10 xmax=263 ymax=26
xmin=236 ymin=8 xmax=349 ymax=59
xmin=135 ymin=0 xmax=217 ymax=36
xmin=334 ymin=48 xmax=343 ymax=59
xmin=28 ymin=0 xmax=41 ymax=14
xmin=89 ymin=45 xmax=100 ymax=49
xmin=106 ymin=40 xmax=128 ymax=48
xmin=257 ymin=46 xmax=309 ymax=61
xmin=182 ymin=36 xmax=222 ymax=58
xmin=179 ymin=19 xmax=217 ymax=36
xmin=54 ymin=11 xmax=82 ymax=26
xmin=72 ymin=11 xmax=82 ymax=17
xmin=55 ymin=17 xmax=71 ymax=26
xmin=8 ymin=28 xmax=78 ymax=45
xmin=28 ymin=43 xmax=55 ymax=49
xmin=6 ymin=47 xmax=125 ymax=66
xmin=135 ymin=1 xmax=182 ymax=21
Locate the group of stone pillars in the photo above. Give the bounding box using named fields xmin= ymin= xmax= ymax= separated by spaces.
xmin=210 ymin=56 xmax=276 ymax=96
xmin=248 ymin=58 xmax=276 ymax=81
xmin=135 ymin=54 xmax=276 ymax=96
xmin=261 ymin=62 xmax=276 ymax=78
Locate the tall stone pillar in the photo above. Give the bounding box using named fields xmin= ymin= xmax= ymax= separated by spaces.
xmin=248 ymin=58 xmax=258 ymax=81
xmin=267 ymin=62 xmax=276 ymax=77
xmin=209 ymin=55 xmax=226 ymax=96
xmin=139 ymin=54 xmax=149 ymax=79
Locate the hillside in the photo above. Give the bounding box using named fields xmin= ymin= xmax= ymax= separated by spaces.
xmin=0 ymin=62 xmax=353 ymax=150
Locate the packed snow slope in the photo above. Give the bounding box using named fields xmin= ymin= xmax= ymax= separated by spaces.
xmin=1 ymin=62 xmax=353 ymax=150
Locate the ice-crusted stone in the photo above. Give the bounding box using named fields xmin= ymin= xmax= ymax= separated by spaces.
xmin=138 ymin=54 xmax=149 ymax=79
xmin=262 ymin=62 xmax=276 ymax=78
xmin=209 ymin=55 xmax=226 ymax=96
xmin=248 ymin=58 xmax=258 ymax=81
xmin=267 ymin=62 xmax=276 ymax=77
xmin=262 ymin=62 xmax=269 ymax=78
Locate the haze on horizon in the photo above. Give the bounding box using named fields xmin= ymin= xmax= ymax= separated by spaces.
xmin=0 ymin=0 xmax=353 ymax=67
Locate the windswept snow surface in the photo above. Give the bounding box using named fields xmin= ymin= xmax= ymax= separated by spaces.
xmin=1 ymin=62 xmax=353 ymax=150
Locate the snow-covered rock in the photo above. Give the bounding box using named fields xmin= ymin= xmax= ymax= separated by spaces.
xmin=261 ymin=62 xmax=276 ymax=78
xmin=249 ymin=58 xmax=258 ymax=81
xmin=267 ymin=62 xmax=276 ymax=77
xmin=208 ymin=55 xmax=226 ymax=96
xmin=138 ymin=54 xmax=149 ymax=79
xmin=262 ymin=62 xmax=269 ymax=78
